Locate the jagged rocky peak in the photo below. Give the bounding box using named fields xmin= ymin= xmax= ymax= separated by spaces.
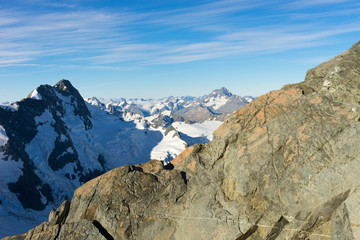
xmin=208 ymin=87 xmax=233 ymax=98
xmin=8 ymin=42 xmax=360 ymax=239
xmin=54 ymin=79 xmax=78 ymax=95
xmin=24 ymin=80 xmax=90 ymax=112
xmin=26 ymin=79 xmax=81 ymax=103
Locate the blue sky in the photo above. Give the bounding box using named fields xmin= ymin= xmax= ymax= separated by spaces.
xmin=0 ymin=0 xmax=360 ymax=102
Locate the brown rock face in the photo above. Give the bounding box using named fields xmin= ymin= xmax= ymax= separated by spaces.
xmin=5 ymin=41 xmax=360 ymax=239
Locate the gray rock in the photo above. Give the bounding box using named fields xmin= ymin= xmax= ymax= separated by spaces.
xmin=48 ymin=200 xmax=70 ymax=225
xmin=175 ymin=105 xmax=216 ymax=122
xmin=302 ymin=41 xmax=360 ymax=105
xmin=164 ymin=125 xmax=180 ymax=138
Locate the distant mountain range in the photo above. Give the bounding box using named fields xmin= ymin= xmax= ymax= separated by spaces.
xmin=85 ymin=87 xmax=255 ymax=125
xmin=0 ymin=80 xmax=253 ymax=237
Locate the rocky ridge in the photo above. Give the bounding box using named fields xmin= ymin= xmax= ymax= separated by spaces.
xmin=5 ymin=41 xmax=360 ymax=239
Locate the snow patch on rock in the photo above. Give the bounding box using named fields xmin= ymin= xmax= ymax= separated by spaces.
xmin=29 ymin=89 xmax=43 ymax=100
xmin=204 ymin=96 xmax=229 ymax=110
xmin=0 ymin=125 xmax=8 ymax=147
xmin=0 ymin=102 xmax=19 ymax=112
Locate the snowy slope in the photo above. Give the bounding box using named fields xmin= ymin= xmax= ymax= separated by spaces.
xmin=173 ymin=120 xmax=222 ymax=143
xmin=150 ymin=121 xmax=222 ymax=163
xmin=29 ymin=89 xmax=43 ymax=100
xmin=150 ymin=127 xmax=186 ymax=163
xmin=203 ymin=95 xmax=229 ymax=110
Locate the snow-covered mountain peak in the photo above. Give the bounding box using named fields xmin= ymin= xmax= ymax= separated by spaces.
xmin=208 ymin=87 xmax=233 ymax=98
xmin=244 ymin=96 xmax=255 ymax=103
xmin=85 ymin=97 xmax=106 ymax=110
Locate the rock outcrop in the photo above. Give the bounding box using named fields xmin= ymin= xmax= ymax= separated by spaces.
xmin=5 ymin=41 xmax=360 ymax=239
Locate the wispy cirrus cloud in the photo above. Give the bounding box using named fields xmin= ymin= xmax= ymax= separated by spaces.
xmin=0 ymin=8 xmax=142 ymax=66
xmin=87 ymin=23 xmax=360 ymax=66
xmin=285 ymin=0 xmax=355 ymax=9
xmin=143 ymin=0 xmax=265 ymax=31
xmin=0 ymin=0 xmax=360 ymax=70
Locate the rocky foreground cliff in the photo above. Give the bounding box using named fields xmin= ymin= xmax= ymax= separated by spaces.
xmin=5 ymin=41 xmax=360 ymax=239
